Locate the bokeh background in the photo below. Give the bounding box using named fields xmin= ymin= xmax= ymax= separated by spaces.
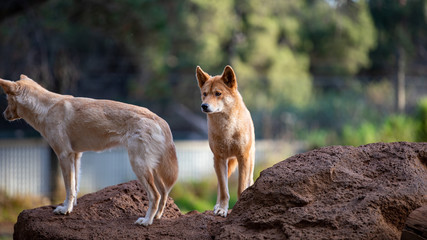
xmin=1 ymin=0 xmax=427 ymax=237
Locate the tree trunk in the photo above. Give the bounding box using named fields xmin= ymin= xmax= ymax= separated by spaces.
xmin=395 ymin=46 xmax=406 ymax=113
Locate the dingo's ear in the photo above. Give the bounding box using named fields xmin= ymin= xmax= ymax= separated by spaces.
xmin=0 ymin=79 xmax=18 ymax=95
xmin=221 ymin=65 xmax=237 ymax=89
xmin=20 ymin=74 xmax=28 ymax=80
xmin=196 ymin=66 xmax=210 ymax=88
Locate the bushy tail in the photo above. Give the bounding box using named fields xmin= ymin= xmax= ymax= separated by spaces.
xmin=158 ymin=143 xmax=179 ymax=190
xmin=228 ymin=157 xmax=238 ymax=177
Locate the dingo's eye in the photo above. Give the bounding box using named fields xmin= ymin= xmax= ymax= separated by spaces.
xmin=203 ymin=92 xmax=207 ymax=97
xmin=215 ymin=92 xmax=221 ymax=97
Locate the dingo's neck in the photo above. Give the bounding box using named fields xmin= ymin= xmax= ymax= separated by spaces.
xmin=17 ymin=88 xmax=67 ymax=130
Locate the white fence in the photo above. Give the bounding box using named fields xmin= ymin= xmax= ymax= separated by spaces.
xmin=0 ymin=139 xmax=299 ymax=197
xmin=0 ymin=139 xmax=50 ymax=196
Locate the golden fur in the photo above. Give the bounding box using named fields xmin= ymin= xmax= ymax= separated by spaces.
xmin=0 ymin=75 xmax=178 ymax=226
xmin=196 ymin=65 xmax=255 ymax=217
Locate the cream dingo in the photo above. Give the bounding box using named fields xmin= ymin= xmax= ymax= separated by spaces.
xmin=0 ymin=75 xmax=178 ymax=226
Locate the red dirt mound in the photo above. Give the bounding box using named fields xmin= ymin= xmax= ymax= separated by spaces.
xmin=14 ymin=142 xmax=427 ymax=239
xmin=219 ymin=142 xmax=427 ymax=239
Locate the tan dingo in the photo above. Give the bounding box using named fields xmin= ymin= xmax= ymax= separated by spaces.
xmin=0 ymin=75 xmax=178 ymax=226
xmin=196 ymin=65 xmax=255 ymax=217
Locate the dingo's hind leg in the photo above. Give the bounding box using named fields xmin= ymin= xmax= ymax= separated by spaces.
xmin=237 ymin=151 xmax=255 ymax=199
xmin=134 ymin=169 xmax=160 ymax=226
xmin=128 ymin=149 xmax=161 ymax=226
xmin=74 ymin=152 xmax=82 ymax=206
xmin=153 ymin=173 xmax=169 ymax=219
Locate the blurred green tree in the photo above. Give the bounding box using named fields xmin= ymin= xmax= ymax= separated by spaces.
xmin=228 ymin=1 xmax=312 ymax=138
xmin=368 ymin=0 xmax=427 ymax=112
xmin=368 ymin=0 xmax=427 ymax=73
xmin=301 ymin=0 xmax=376 ymax=76
xmin=231 ymin=1 xmax=312 ymax=109
xmin=67 ymin=0 xmax=237 ymax=102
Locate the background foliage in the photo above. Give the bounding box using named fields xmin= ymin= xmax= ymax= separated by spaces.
xmin=1 ymin=0 xmax=427 ymax=143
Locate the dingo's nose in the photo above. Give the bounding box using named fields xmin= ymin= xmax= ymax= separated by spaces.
xmin=201 ymin=103 xmax=210 ymax=112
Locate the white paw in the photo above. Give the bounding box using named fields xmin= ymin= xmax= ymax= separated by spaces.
xmin=53 ymin=205 xmax=69 ymax=215
xmin=135 ymin=217 xmax=152 ymax=226
xmin=214 ymin=204 xmax=228 ymax=217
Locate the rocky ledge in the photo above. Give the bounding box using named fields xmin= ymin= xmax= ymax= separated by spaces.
xmin=14 ymin=142 xmax=427 ymax=239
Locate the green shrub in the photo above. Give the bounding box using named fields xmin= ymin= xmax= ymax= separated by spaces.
xmin=341 ymin=121 xmax=378 ymax=146
xmin=415 ymin=98 xmax=427 ymax=141
xmin=304 ymin=129 xmax=339 ymax=149
xmin=379 ymin=114 xmax=417 ymax=142
xmin=170 ymin=180 xmax=238 ymax=213
xmin=340 ymin=114 xmax=418 ymax=147
xmin=170 ymin=181 xmax=216 ymax=213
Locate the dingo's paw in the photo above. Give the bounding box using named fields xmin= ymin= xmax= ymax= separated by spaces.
xmin=214 ymin=204 xmax=228 ymax=217
xmin=135 ymin=217 xmax=152 ymax=226
xmin=53 ymin=205 xmax=69 ymax=215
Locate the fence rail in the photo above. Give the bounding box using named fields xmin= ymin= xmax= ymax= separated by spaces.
xmin=0 ymin=139 xmax=299 ymax=197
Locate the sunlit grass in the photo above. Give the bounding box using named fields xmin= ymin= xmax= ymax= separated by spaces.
xmin=0 ymin=192 xmax=50 ymax=239
xmin=0 ymin=192 xmax=50 ymax=223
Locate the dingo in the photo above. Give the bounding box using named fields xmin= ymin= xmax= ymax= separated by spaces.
xmin=196 ymin=65 xmax=255 ymax=217
xmin=0 ymin=75 xmax=178 ymax=226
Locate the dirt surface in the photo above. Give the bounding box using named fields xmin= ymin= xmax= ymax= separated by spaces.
xmin=14 ymin=142 xmax=427 ymax=239
xmin=13 ymin=180 xmax=226 ymax=240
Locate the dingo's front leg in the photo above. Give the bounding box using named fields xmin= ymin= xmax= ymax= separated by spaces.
xmin=54 ymin=153 xmax=76 ymax=215
xmin=213 ymin=157 xmax=229 ymax=217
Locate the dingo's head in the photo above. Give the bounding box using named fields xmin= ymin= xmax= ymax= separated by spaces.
xmin=196 ymin=65 xmax=238 ymax=114
xmin=0 ymin=75 xmax=34 ymax=121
